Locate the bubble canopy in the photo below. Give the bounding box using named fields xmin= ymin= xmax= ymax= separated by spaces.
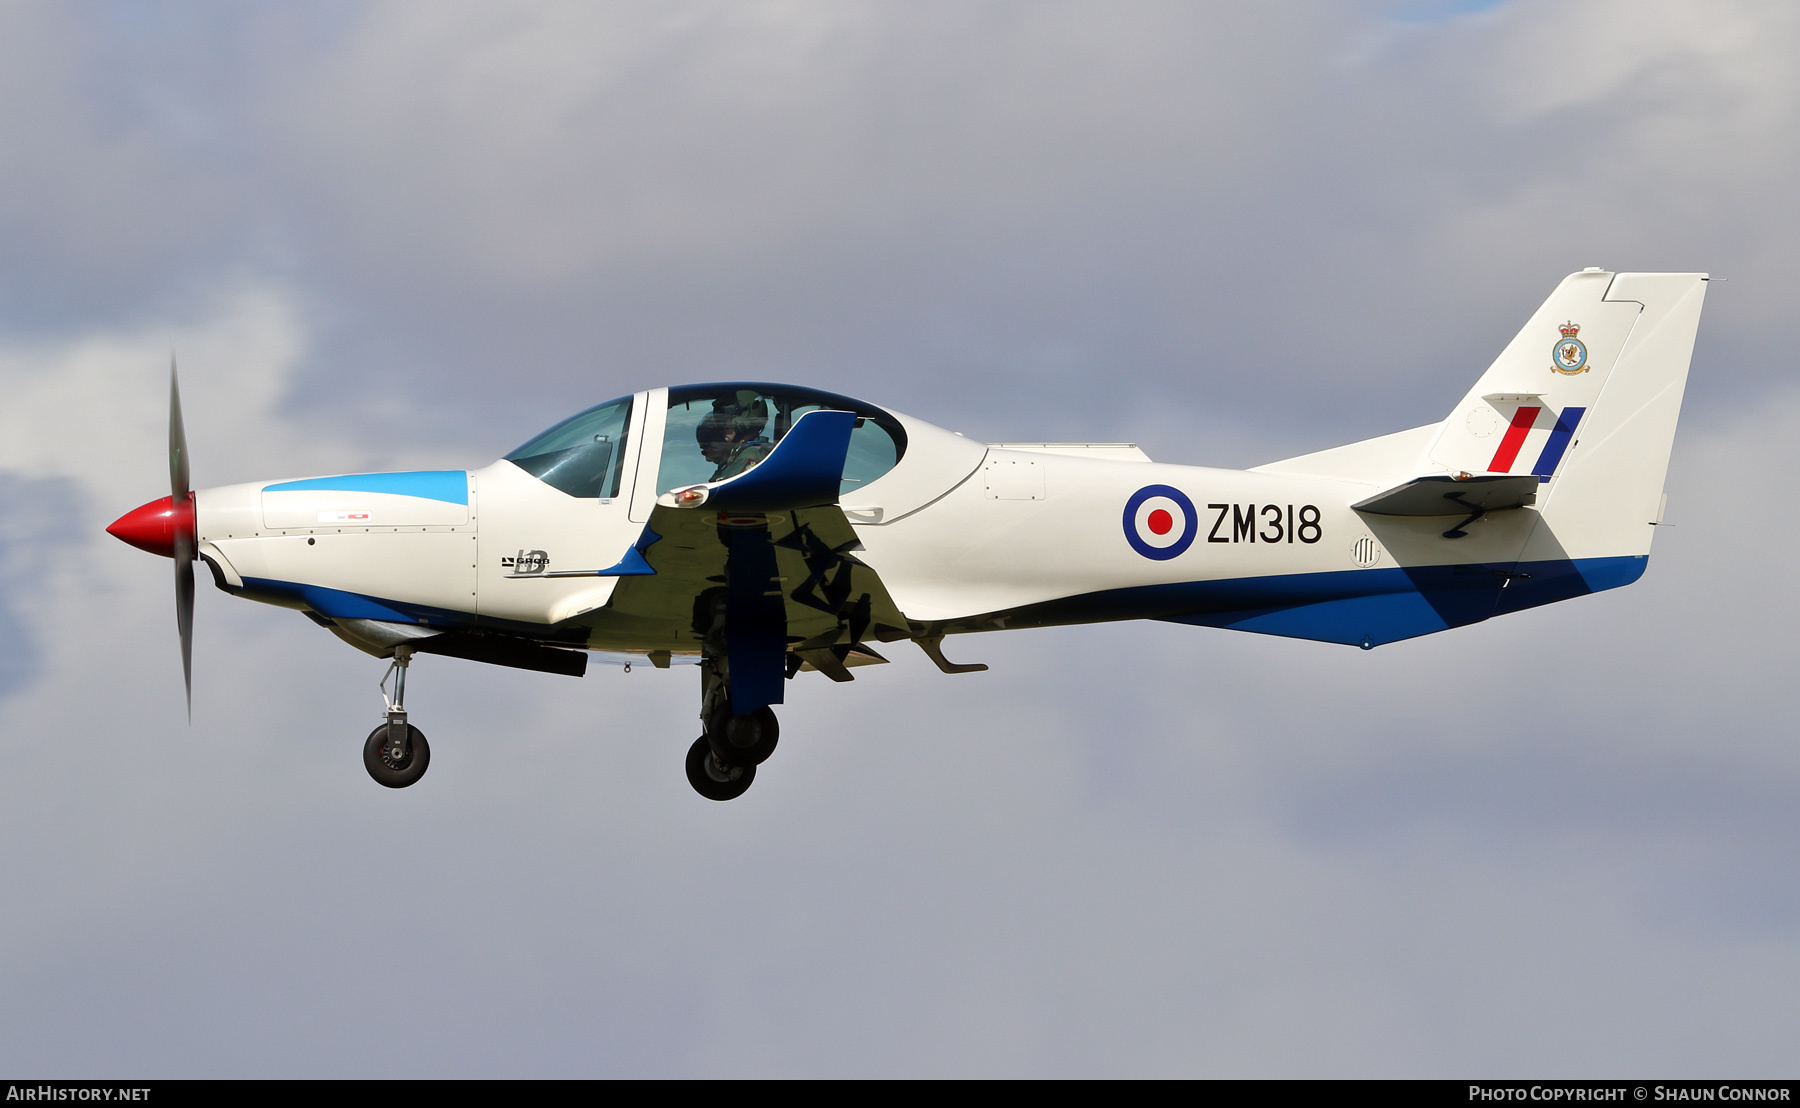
xmin=504 ymin=384 xmax=907 ymax=499
xmin=661 ymin=383 xmax=906 ymax=496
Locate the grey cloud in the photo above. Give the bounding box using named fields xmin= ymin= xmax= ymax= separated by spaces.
xmin=0 ymin=474 xmax=84 ymax=697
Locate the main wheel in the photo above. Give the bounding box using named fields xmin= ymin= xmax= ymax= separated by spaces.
xmin=363 ymin=724 xmax=430 ymax=788
xmin=686 ymin=735 xmax=755 ymax=801
xmin=705 ymin=705 xmax=779 ymax=767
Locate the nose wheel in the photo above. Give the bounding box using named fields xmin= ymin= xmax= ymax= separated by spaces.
xmin=364 ymin=646 xmax=431 ymax=788
xmin=365 ymin=723 xmax=430 ymax=788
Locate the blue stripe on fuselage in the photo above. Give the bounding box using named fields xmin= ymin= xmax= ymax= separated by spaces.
xmin=262 ymin=471 xmax=469 ymax=505
xmin=993 ymin=555 xmax=1647 ymax=648
xmin=236 ymin=577 xmax=588 ymax=643
xmin=243 ymin=554 xmax=1651 ymax=654
xmin=241 ymin=578 xmax=437 ymax=624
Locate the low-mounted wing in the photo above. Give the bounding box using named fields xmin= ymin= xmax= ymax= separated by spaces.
xmin=603 ymin=504 xmax=914 ymax=657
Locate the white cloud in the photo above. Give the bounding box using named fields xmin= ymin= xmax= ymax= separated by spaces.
xmin=0 ymin=285 xmax=307 ymax=505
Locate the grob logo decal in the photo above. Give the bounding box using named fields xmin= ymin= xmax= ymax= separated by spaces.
xmin=1123 ymin=485 xmax=1197 ymax=560
xmin=501 ymin=549 xmax=550 ymax=577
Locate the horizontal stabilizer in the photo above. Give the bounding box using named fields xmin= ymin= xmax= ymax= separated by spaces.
xmin=1352 ymin=474 xmax=1539 ymax=517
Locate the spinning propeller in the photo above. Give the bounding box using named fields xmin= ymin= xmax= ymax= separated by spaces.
xmin=105 ymin=359 xmax=197 ymax=716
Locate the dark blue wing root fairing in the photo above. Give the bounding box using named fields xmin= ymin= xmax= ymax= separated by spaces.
xmin=987 ymin=556 xmax=1647 ymax=649
xmin=703 ymin=409 xmax=857 ymax=513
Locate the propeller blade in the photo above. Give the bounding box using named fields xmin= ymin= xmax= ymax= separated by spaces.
xmin=170 ymin=354 xmax=194 ymax=718
xmin=170 ymin=355 xmax=189 ymax=500
xmin=175 ymin=548 xmax=194 ymax=718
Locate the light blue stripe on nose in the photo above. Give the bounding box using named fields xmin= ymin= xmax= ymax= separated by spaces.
xmin=262 ymin=471 xmax=469 ymax=505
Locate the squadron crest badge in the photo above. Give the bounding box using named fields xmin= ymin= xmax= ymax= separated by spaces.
xmin=1552 ymin=321 xmax=1588 ymax=375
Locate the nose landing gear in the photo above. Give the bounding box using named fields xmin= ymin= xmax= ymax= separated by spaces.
xmin=363 ymin=646 xmax=430 ymax=788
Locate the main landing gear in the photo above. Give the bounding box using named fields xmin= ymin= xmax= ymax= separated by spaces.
xmin=685 ymin=706 xmax=779 ymax=802
xmin=363 ymin=645 xmax=431 ymax=788
xmin=685 ymin=659 xmax=780 ymax=801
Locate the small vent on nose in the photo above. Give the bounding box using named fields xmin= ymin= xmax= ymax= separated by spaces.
xmin=1352 ymin=536 xmax=1379 ymax=568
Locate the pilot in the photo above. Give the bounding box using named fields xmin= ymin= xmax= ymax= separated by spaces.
xmin=695 ymin=392 xmax=774 ymax=481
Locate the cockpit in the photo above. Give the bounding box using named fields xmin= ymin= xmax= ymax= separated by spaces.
xmin=504 ymin=383 xmax=907 ymax=500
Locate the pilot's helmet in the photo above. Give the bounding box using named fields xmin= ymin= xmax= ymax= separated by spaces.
xmin=695 ymin=409 xmax=734 ymax=447
xmin=695 ymin=391 xmax=769 ymax=446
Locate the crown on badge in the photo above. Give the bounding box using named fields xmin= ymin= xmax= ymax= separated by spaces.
xmin=1559 ymin=321 xmax=1581 ymax=338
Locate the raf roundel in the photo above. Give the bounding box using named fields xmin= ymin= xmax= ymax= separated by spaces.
xmin=1123 ymin=484 xmax=1198 ymax=560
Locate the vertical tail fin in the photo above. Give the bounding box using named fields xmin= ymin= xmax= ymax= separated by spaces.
xmin=1528 ymin=272 xmax=1708 ymax=560
xmin=1429 ymin=269 xmax=1641 ymax=483
xmin=1430 ymin=269 xmax=1708 ymax=560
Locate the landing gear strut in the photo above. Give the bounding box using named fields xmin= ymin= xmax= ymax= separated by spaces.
xmin=364 ymin=645 xmax=430 ymax=788
xmin=685 ymin=657 xmax=779 ymax=801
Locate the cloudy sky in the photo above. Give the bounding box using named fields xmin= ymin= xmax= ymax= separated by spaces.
xmin=1 ymin=0 xmax=1795 ymax=1077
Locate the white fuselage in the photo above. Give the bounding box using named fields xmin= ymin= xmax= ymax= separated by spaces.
xmin=192 ymin=269 xmax=1718 ymax=653
xmin=192 ymin=402 xmax=1540 ymax=651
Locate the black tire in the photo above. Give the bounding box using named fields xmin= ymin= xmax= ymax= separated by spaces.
xmin=705 ymin=705 xmax=779 ymax=767
xmin=686 ymin=735 xmax=755 ymax=801
xmin=363 ymin=724 xmax=430 ymax=788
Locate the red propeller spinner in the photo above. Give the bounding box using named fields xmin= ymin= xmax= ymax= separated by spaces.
xmin=106 ymin=494 xmax=194 ymax=558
